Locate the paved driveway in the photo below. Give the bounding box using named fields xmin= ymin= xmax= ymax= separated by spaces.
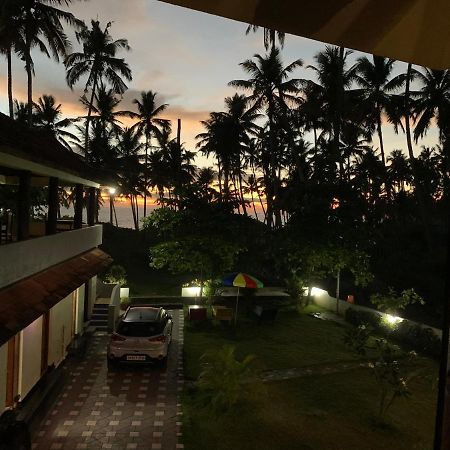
xmin=32 ymin=310 xmax=184 ymax=450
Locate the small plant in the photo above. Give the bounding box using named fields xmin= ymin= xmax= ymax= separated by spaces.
xmin=104 ymin=264 xmax=127 ymax=286
xmin=343 ymin=323 xmax=371 ymax=356
xmin=369 ymin=339 xmax=417 ymax=420
xmin=197 ymin=345 xmax=263 ymax=414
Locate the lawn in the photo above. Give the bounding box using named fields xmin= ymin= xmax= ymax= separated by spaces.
xmin=182 ymin=307 xmax=439 ymax=450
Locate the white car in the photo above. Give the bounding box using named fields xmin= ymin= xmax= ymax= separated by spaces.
xmin=107 ymin=306 xmax=173 ymax=366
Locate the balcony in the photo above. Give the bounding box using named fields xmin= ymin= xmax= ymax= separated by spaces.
xmin=0 ymin=224 xmax=103 ymax=290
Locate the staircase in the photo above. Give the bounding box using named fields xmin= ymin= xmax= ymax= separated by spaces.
xmin=91 ymin=300 xmax=109 ymax=331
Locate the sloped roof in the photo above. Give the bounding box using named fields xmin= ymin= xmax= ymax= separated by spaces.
xmin=0 ymin=248 xmax=112 ymax=346
xmin=0 ymin=113 xmax=114 ymax=187
xmin=160 ymin=0 xmax=450 ymax=69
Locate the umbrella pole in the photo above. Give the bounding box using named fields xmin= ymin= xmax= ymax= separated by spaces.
xmin=235 ymin=287 xmax=239 ymax=326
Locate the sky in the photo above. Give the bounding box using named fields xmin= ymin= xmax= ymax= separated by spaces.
xmin=0 ymin=0 xmax=440 ymax=167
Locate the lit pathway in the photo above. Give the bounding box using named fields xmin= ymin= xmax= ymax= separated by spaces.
xmin=32 ymin=310 xmax=184 ymax=450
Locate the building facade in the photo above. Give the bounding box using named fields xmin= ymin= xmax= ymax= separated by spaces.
xmin=0 ymin=113 xmax=112 ymax=412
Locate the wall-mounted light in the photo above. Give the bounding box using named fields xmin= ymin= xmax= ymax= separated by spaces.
xmin=109 ymin=187 xmax=116 ymax=195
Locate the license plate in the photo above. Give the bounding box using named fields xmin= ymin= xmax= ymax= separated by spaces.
xmin=126 ymin=355 xmax=146 ymax=361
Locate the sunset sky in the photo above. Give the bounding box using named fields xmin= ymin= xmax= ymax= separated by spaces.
xmin=0 ymin=0 xmax=439 ymax=167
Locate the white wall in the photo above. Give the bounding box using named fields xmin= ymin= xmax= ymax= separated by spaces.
xmin=87 ymin=276 xmax=97 ymax=319
xmin=0 ymin=225 xmax=103 ymax=289
xmin=0 ymin=343 xmax=7 ymax=411
xmin=75 ymin=284 xmax=85 ymax=335
xmin=19 ymin=317 xmax=42 ymax=399
xmin=48 ymin=293 xmax=74 ymax=367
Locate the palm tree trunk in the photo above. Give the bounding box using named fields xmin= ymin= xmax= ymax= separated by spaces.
xmin=144 ymin=132 xmax=149 ymax=217
xmin=404 ymin=63 xmax=432 ymax=249
xmin=334 ymin=46 xmax=345 ymax=180
xmin=250 ymin=190 xmax=259 ymax=220
xmin=217 ymin=160 xmax=223 ymax=198
xmin=84 ymin=74 xmax=98 ymax=157
xmin=377 ymin=113 xmax=386 ymax=168
xmin=130 ymin=195 xmax=137 ymax=229
xmin=237 ymin=163 xmax=247 ymax=216
xmin=7 ymin=47 xmax=13 ymax=118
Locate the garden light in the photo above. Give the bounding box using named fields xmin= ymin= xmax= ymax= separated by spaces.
xmin=385 ymin=314 xmax=404 ymax=326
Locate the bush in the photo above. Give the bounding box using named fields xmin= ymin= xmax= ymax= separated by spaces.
xmin=197 ymin=345 xmax=264 ymax=414
xmin=343 ymin=324 xmax=371 ymax=356
xmin=345 ymin=308 xmax=382 ymax=331
xmin=104 ymin=264 xmax=127 ymax=286
xmin=393 ymin=323 xmax=441 ymax=359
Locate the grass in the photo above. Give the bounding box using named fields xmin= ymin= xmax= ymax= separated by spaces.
xmin=182 ymin=307 xmax=439 ymax=450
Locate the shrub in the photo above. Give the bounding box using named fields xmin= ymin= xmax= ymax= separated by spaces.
xmin=369 ymin=339 xmax=417 ymax=420
xmin=345 ymin=307 xmax=381 ymax=331
xmin=197 ymin=345 xmax=264 ymax=414
xmin=104 ymin=264 xmax=127 ymax=286
xmin=343 ymin=324 xmax=371 ymax=356
xmin=394 ymin=323 xmax=441 ymax=359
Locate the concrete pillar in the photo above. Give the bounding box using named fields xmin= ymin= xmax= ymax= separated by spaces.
xmin=45 ymin=177 xmax=58 ymax=235
xmin=17 ymin=171 xmax=31 ymax=241
xmin=87 ymin=187 xmax=96 ymax=226
xmin=74 ymin=184 xmax=84 ymax=229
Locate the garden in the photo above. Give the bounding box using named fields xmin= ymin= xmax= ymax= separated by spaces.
xmin=181 ymin=304 xmax=439 ymax=450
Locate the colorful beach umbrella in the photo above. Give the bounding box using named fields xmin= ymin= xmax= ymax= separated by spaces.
xmin=222 ymin=272 xmax=264 ymax=289
xmin=222 ymin=273 xmax=263 ymax=324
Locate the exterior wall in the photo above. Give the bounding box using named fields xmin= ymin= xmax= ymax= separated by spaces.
xmin=0 ymin=225 xmax=103 ymax=289
xmin=19 ymin=317 xmax=42 ymax=399
xmin=87 ymin=276 xmax=98 ymax=319
xmin=108 ymin=284 xmax=121 ymax=332
xmin=48 ymin=293 xmax=74 ymax=367
xmin=76 ymin=284 xmax=85 ymax=335
xmin=0 ymin=343 xmax=7 ymax=411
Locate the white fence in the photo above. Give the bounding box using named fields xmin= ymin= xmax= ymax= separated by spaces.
xmin=311 ymin=288 xmax=442 ymax=339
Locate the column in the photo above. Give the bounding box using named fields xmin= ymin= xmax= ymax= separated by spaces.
xmin=74 ymin=184 xmax=84 ymax=229
xmin=17 ymin=171 xmax=31 ymax=241
xmin=45 ymin=177 xmax=58 ymax=235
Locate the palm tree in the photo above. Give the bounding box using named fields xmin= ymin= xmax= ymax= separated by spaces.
xmin=354 ymin=55 xmax=402 ymax=168
xmin=306 ymin=46 xmax=358 ymax=180
xmin=245 ymin=24 xmax=285 ymax=51
xmin=230 ymin=47 xmax=302 ymax=227
xmin=127 ymin=91 xmax=171 ymax=216
xmin=65 ymin=20 xmax=132 ymax=153
xmin=0 ymin=0 xmax=25 ymax=117
xmin=19 ymin=0 xmax=83 ymax=126
xmin=116 ymin=127 xmax=144 ymax=230
xmin=81 ymin=86 xmax=124 ymax=139
xmin=387 ymin=150 xmax=411 ymax=194
xmin=33 ymin=94 xmax=79 ymax=150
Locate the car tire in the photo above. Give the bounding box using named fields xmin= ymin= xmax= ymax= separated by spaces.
xmin=107 ymin=358 xmax=117 ymax=370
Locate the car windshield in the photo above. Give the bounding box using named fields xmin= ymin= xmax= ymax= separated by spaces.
xmin=125 ymin=308 xmax=160 ymax=321
xmin=117 ymin=322 xmax=163 ymax=337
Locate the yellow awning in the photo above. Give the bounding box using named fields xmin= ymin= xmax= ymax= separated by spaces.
xmin=159 ymin=0 xmax=450 ymax=69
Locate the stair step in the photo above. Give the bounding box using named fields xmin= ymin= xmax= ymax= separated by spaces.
xmin=91 ymin=320 xmax=108 ymax=326
xmin=91 ymin=312 xmax=108 ymax=318
xmin=94 ymin=305 xmax=109 ymax=310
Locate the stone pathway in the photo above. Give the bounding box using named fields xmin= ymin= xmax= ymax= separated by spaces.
xmin=32 ymin=310 xmax=184 ymax=450
xmin=260 ymin=360 xmax=371 ymax=382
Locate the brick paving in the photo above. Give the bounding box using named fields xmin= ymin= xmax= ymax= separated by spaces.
xmin=32 ymin=310 xmax=185 ymax=450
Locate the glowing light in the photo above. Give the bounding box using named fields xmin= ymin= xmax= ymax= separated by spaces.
xmin=181 ymin=287 xmax=201 ymax=297
xmin=311 ymin=287 xmax=327 ymax=296
xmin=385 ymin=314 xmax=404 ymax=325
xmin=109 ymin=187 xmax=116 ymax=195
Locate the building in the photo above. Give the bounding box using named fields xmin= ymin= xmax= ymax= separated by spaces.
xmin=0 ymin=113 xmax=112 ymax=412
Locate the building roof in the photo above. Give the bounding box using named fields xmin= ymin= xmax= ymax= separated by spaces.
xmin=0 ymin=248 xmax=112 ymax=346
xmin=0 ymin=113 xmax=114 ymax=188
xmin=160 ymin=0 xmax=450 ymax=69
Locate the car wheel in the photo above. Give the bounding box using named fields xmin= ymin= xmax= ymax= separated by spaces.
xmin=107 ymin=358 xmax=117 ymax=370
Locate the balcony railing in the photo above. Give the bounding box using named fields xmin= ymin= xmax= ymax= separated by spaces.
xmin=0 ymin=224 xmax=103 ymax=289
